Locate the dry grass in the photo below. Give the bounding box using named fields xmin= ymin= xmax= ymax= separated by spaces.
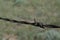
xmin=0 ymin=0 xmax=60 ymax=40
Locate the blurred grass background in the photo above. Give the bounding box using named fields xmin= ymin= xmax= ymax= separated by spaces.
xmin=0 ymin=0 xmax=60 ymax=40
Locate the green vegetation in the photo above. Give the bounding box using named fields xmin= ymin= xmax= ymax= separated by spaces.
xmin=0 ymin=0 xmax=60 ymax=40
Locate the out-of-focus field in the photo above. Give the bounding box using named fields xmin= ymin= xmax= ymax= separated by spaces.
xmin=0 ymin=0 xmax=60 ymax=40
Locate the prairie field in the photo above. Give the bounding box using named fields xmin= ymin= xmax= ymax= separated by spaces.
xmin=0 ymin=0 xmax=60 ymax=40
